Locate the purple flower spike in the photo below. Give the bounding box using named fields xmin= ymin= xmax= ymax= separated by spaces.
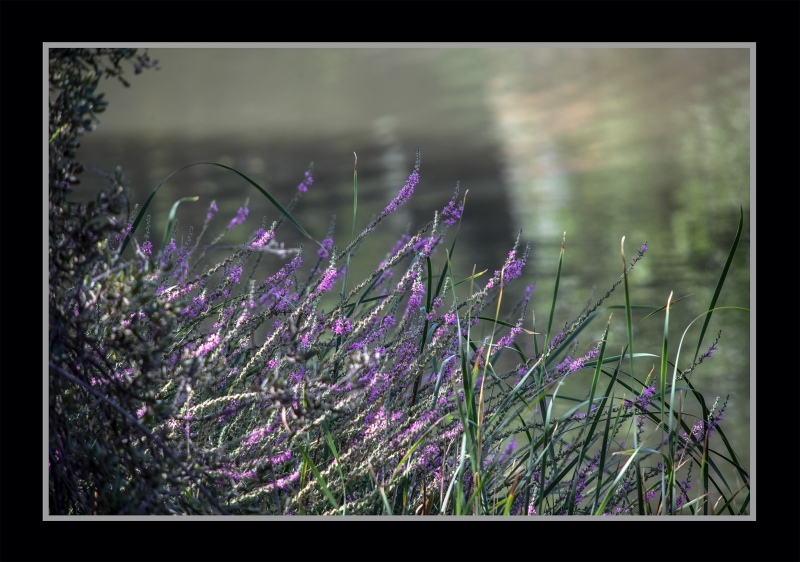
xmin=701 ymin=342 xmax=718 ymax=360
xmin=227 ymin=206 xmax=249 ymax=231
xmin=441 ymin=199 xmax=463 ymax=226
xmin=332 ymin=317 xmax=352 ymax=336
xmin=207 ymin=201 xmax=219 ymax=221
xmin=318 ymin=237 xmax=333 ymax=259
xmin=297 ymin=168 xmax=314 ymax=192
xmin=384 ymin=171 xmax=420 ymax=215
xmin=251 ymin=229 xmax=275 ymax=248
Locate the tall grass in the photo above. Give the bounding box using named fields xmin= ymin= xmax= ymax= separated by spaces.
xmin=50 ymin=148 xmax=749 ymax=515
xmin=48 ymin=50 xmax=749 ymax=515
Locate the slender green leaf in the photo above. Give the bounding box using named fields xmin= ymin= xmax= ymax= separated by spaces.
xmin=568 ymin=317 xmax=611 ymax=514
xmin=693 ymin=206 xmax=743 ymax=363
xmin=453 ymin=269 xmax=488 ymax=287
xmin=161 ymin=196 xmax=198 ymax=253
xmin=639 ymin=294 xmax=693 ymax=324
xmin=299 ymin=447 xmax=339 ymax=511
xmin=544 ymin=232 xmax=567 ymax=378
xmin=321 ymin=421 xmax=347 ymax=515
xmin=594 ymin=347 xmax=625 ymax=512
xmin=120 ymin=161 xmax=318 ymax=256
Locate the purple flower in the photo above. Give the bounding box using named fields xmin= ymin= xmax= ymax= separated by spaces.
xmin=141 ymin=240 xmax=153 ymax=256
xmin=494 ymin=326 xmax=523 ymax=353
xmin=504 ymin=253 xmax=524 ymax=282
xmin=206 ymin=201 xmax=218 ymax=221
xmin=631 ymin=242 xmax=648 ymax=263
xmin=332 ymin=317 xmax=352 ymax=336
xmin=384 ymin=171 xmax=420 ymax=215
xmin=226 ymin=265 xmax=243 ymax=284
xmin=524 ymin=284 xmax=535 ymax=301
xmin=161 ymin=239 xmax=177 ymax=267
xmin=407 ymin=273 xmax=425 ymax=311
xmin=441 ymin=199 xmax=463 ymax=226
xmin=227 ymin=206 xmax=249 ymax=231
xmin=700 ymin=342 xmax=718 ymax=360
xmin=251 ymin=229 xmax=275 ymax=248
xmin=297 ymin=169 xmax=314 ymax=192
xmin=316 ymin=265 xmax=338 ymax=295
xmin=196 ymin=333 xmax=221 ymax=357
xmin=318 ymin=237 xmax=333 ymax=259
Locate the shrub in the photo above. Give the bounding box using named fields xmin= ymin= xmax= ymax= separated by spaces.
xmin=49 ymin=49 xmax=749 ymax=516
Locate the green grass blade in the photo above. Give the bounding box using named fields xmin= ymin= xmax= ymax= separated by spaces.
xmin=441 ymin=433 xmax=468 ymax=514
xmin=531 ymin=308 xmax=540 ymax=363
xmin=431 ymin=355 xmax=457 ymax=408
xmin=711 ymin=483 xmax=747 ymax=515
xmin=660 ymin=291 xmax=673 ymax=515
xmin=639 ymin=294 xmax=693 ymax=324
xmin=299 ymin=446 xmax=339 ymax=512
xmin=597 ymin=448 xmax=672 ymax=515
xmin=341 ymin=154 xmax=358 ymax=300
xmin=453 ymin=269 xmax=488 ymax=287
xmin=621 ymin=236 xmax=645 ymax=515
xmin=476 ymin=316 xmax=533 ymax=332
xmin=621 ymin=237 xmax=635 ymax=383
xmin=321 ymin=421 xmax=347 ymax=515
xmin=434 ymin=258 xmax=449 ymax=301
xmin=544 ymin=233 xmax=567 ymax=376
xmin=538 ymin=379 xmax=564 ymax=515
xmin=352 ymin=153 xmax=358 ymax=237
xmin=434 ymin=190 xmax=466 ymax=302
xmin=567 ymin=317 xmax=611 ymax=514
xmin=417 ymin=256 xmax=435 ymax=359
xmin=594 ymin=347 xmax=625 ymax=513
xmin=161 ymin=196 xmax=198 ymax=253
xmin=737 ymin=490 xmax=750 ymax=515
xmin=669 ymin=305 xmax=750 ymax=512
xmin=594 ymin=450 xmax=639 ymax=515
xmin=391 ymin=415 xmax=447 ymax=481
xmin=693 ymin=206 xmax=743 ymax=363
xmin=681 ymin=377 xmax=750 ymax=485
xmin=412 ymin=258 xmax=435 ymax=404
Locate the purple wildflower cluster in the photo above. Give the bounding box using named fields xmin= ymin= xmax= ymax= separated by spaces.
xmin=440 ymin=199 xmax=463 ymax=226
xmin=67 ymin=148 xmax=738 ymax=517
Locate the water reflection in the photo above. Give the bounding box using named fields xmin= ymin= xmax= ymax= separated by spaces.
xmin=71 ymin=47 xmax=750 ymax=478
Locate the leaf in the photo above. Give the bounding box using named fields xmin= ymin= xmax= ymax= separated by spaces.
xmin=120 ymin=162 xmax=318 ymax=256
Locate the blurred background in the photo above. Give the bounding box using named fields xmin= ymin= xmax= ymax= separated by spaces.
xmin=70 ymin=47 xmax=751 ymax=487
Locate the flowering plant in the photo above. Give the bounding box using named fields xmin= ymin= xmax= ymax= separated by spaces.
xmin=48 ymin=49 xmax=749 ymax=516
